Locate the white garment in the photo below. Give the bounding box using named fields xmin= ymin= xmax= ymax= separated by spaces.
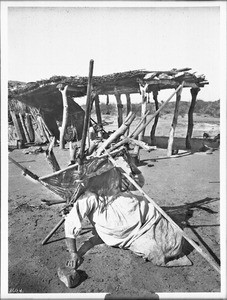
xmin=64 ymin=190 xmax=161 ymax=249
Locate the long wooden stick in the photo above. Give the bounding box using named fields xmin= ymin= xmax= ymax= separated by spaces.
xmin=9 ymin=156 xmax=39 ymax=180
xmin=78 ymin=59 xmax=94 ymax=165
xmin=59 ymin=85 xmax=69 ymax=149
xmin=42 ymin=184 xmax=84 ymax=245
xmin=107 ymin=153 xmax=220 ymax=274
xmin=132 ymin=82 xmax=184 ymax=139
xmin=96 ymin=112 xmax=136 ymax=156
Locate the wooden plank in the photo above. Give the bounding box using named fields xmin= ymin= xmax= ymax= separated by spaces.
xmin=167 ymin=85 xmax=183 ymax=156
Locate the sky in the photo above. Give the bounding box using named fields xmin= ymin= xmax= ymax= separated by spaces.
xmin=6 ymin=3 xmax=223 ymax=102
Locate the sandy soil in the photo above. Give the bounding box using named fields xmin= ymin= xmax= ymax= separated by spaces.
xmin=7 ymin=115 xmax=221 ymax=297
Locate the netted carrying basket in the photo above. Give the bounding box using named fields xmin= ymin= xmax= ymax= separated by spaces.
xmin=39 ymin=157 xmax=114 ymax=202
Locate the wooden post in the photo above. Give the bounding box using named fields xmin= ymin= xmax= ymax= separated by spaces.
xmin=186 ymin=88 xmax=200 ymax=149
xmin=106 ymin=94 xmax=110 ymax=114
xmin=25 ymin=113 xmax=35 ymax=142
xmin=150 ymin=90 xmax=159 ymax=145
xmin=126 ymin=93 xmax=132 ymax=116
xmin=59 ymin=85 xmax=69 ymax=149
xmin=79 ymin=59 xmax=94 ymax=165
xmin=125 ymin=93 xmax=132 ymax=136
xmin=132 ymin=82 xmax=184 ymax=139
xmin=167 ymin=85 xmax=183 ymax=156
xmin=114 ymin=89 xmax=123 ymax=128
xmin=94 ymin=94 xmax=103 ymax=138
xmin=133 ymin=84 xmax=148 ymax=157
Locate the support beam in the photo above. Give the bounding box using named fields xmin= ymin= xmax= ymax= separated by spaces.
xmin=114 ymin=90 xmax=123 ymax=128
xmin=186 ymin=88 xmax=200 ymax=149
xmin=150 ymin=90 xmax=159 ymax=145
xmin=133 ymin=84 xmax=148 ymax=158
xmin=167 ymin=86 xmax=183 ymax=156
xmin=59 ymin=85 xmax=69 ymax=149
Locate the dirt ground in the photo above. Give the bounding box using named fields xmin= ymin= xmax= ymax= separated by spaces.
xmin=7 ymin=114 xmax=221 ymax=297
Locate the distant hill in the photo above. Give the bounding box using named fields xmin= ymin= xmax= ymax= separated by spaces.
xmin=86 ymin=99 xmax=220 ymax=118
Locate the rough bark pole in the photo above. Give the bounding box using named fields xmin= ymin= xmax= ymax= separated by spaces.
xmin=126 ymin=93 xmax=132 ymax=135
xmin=133 ymin=84 xmax=147 ymax=157
xmin=186 ymin=88 xmax=200 ymax=149
xmin=25 ymin=113 xmax=35 ymax=142
xmin=59 ymin=85 xmax=69 ymax=149
xmin=45 ymin=137 xmax=61 ymax=172
xmin=96 ymin=112 xmax=136 ymax=156
xmin=132 ymin=82 xmax=184 ymax=139
xmin=94 ymin=94 xmax=103 ymax=138
xmin=79 ymin=59 xmax=94 ymax=165
xmin=106 ymin=94 xmax=110 ymax=114
xmin=10 ymin=111 xmax=24 ymax=143
xmin=167 ymin=86 xmax=183 ymax=156
xmin=150 ymin=90 xmax=159 ymax=145
xmin=114 ymin=90 xmax=123 ymax=128
xmin=19 ymin=113 xmax=31 ymax=143
xmin=126 ymin=93 xmax=132 ymax=116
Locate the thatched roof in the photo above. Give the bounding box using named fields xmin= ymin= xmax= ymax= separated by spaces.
xmin=9 ymin=68 xmax=208 ymax=102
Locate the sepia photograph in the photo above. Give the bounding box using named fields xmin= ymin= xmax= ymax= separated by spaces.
xmin=1 ymin=1 xmax=226 ymax=299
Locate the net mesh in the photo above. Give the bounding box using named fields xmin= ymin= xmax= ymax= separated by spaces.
xmin=39 ymin=157 xmax=114 ymax=201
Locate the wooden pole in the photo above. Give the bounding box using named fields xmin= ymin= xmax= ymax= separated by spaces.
xmin=126 ymin=93 xmax=132 ymax=135
xmin=107 ymin=153 xmax=220 ymax=274
xmin=150 ymin=90 xmax=159 ymax=145
xmin=167 ymin=85 xmax=183 ymax=156
xmin=186 ymin=88 xmax=200 ymax=149
xmin=59 ymin=85 xmax=69 ymax=149
xmin=96 ymin=112 xmax=136 ymax=156
xmin=132 ymin=82 xmax=184 ymax=139
xmin=78 ymin=59 xmax=94 ymax=165
xmin=126 ymin=93 xmax=132 ymax=116
xmin=94 ymin=94 xmax=103 ymax=138
xmin=133 ymin=84 xmax=148 ymax=157
xmin=114 ymin=90 xmax=123 ymax=128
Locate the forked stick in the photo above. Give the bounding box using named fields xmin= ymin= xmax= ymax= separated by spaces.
xmin=107 ymin=153 xmax=220 ymax=274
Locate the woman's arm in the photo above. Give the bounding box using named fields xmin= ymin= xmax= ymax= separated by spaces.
xmin=65 ymin=237 xmax=83 ymax=269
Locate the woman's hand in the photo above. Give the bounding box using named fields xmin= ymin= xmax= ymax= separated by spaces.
xmin=66 ymin=252 xmax=83 ymax=269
